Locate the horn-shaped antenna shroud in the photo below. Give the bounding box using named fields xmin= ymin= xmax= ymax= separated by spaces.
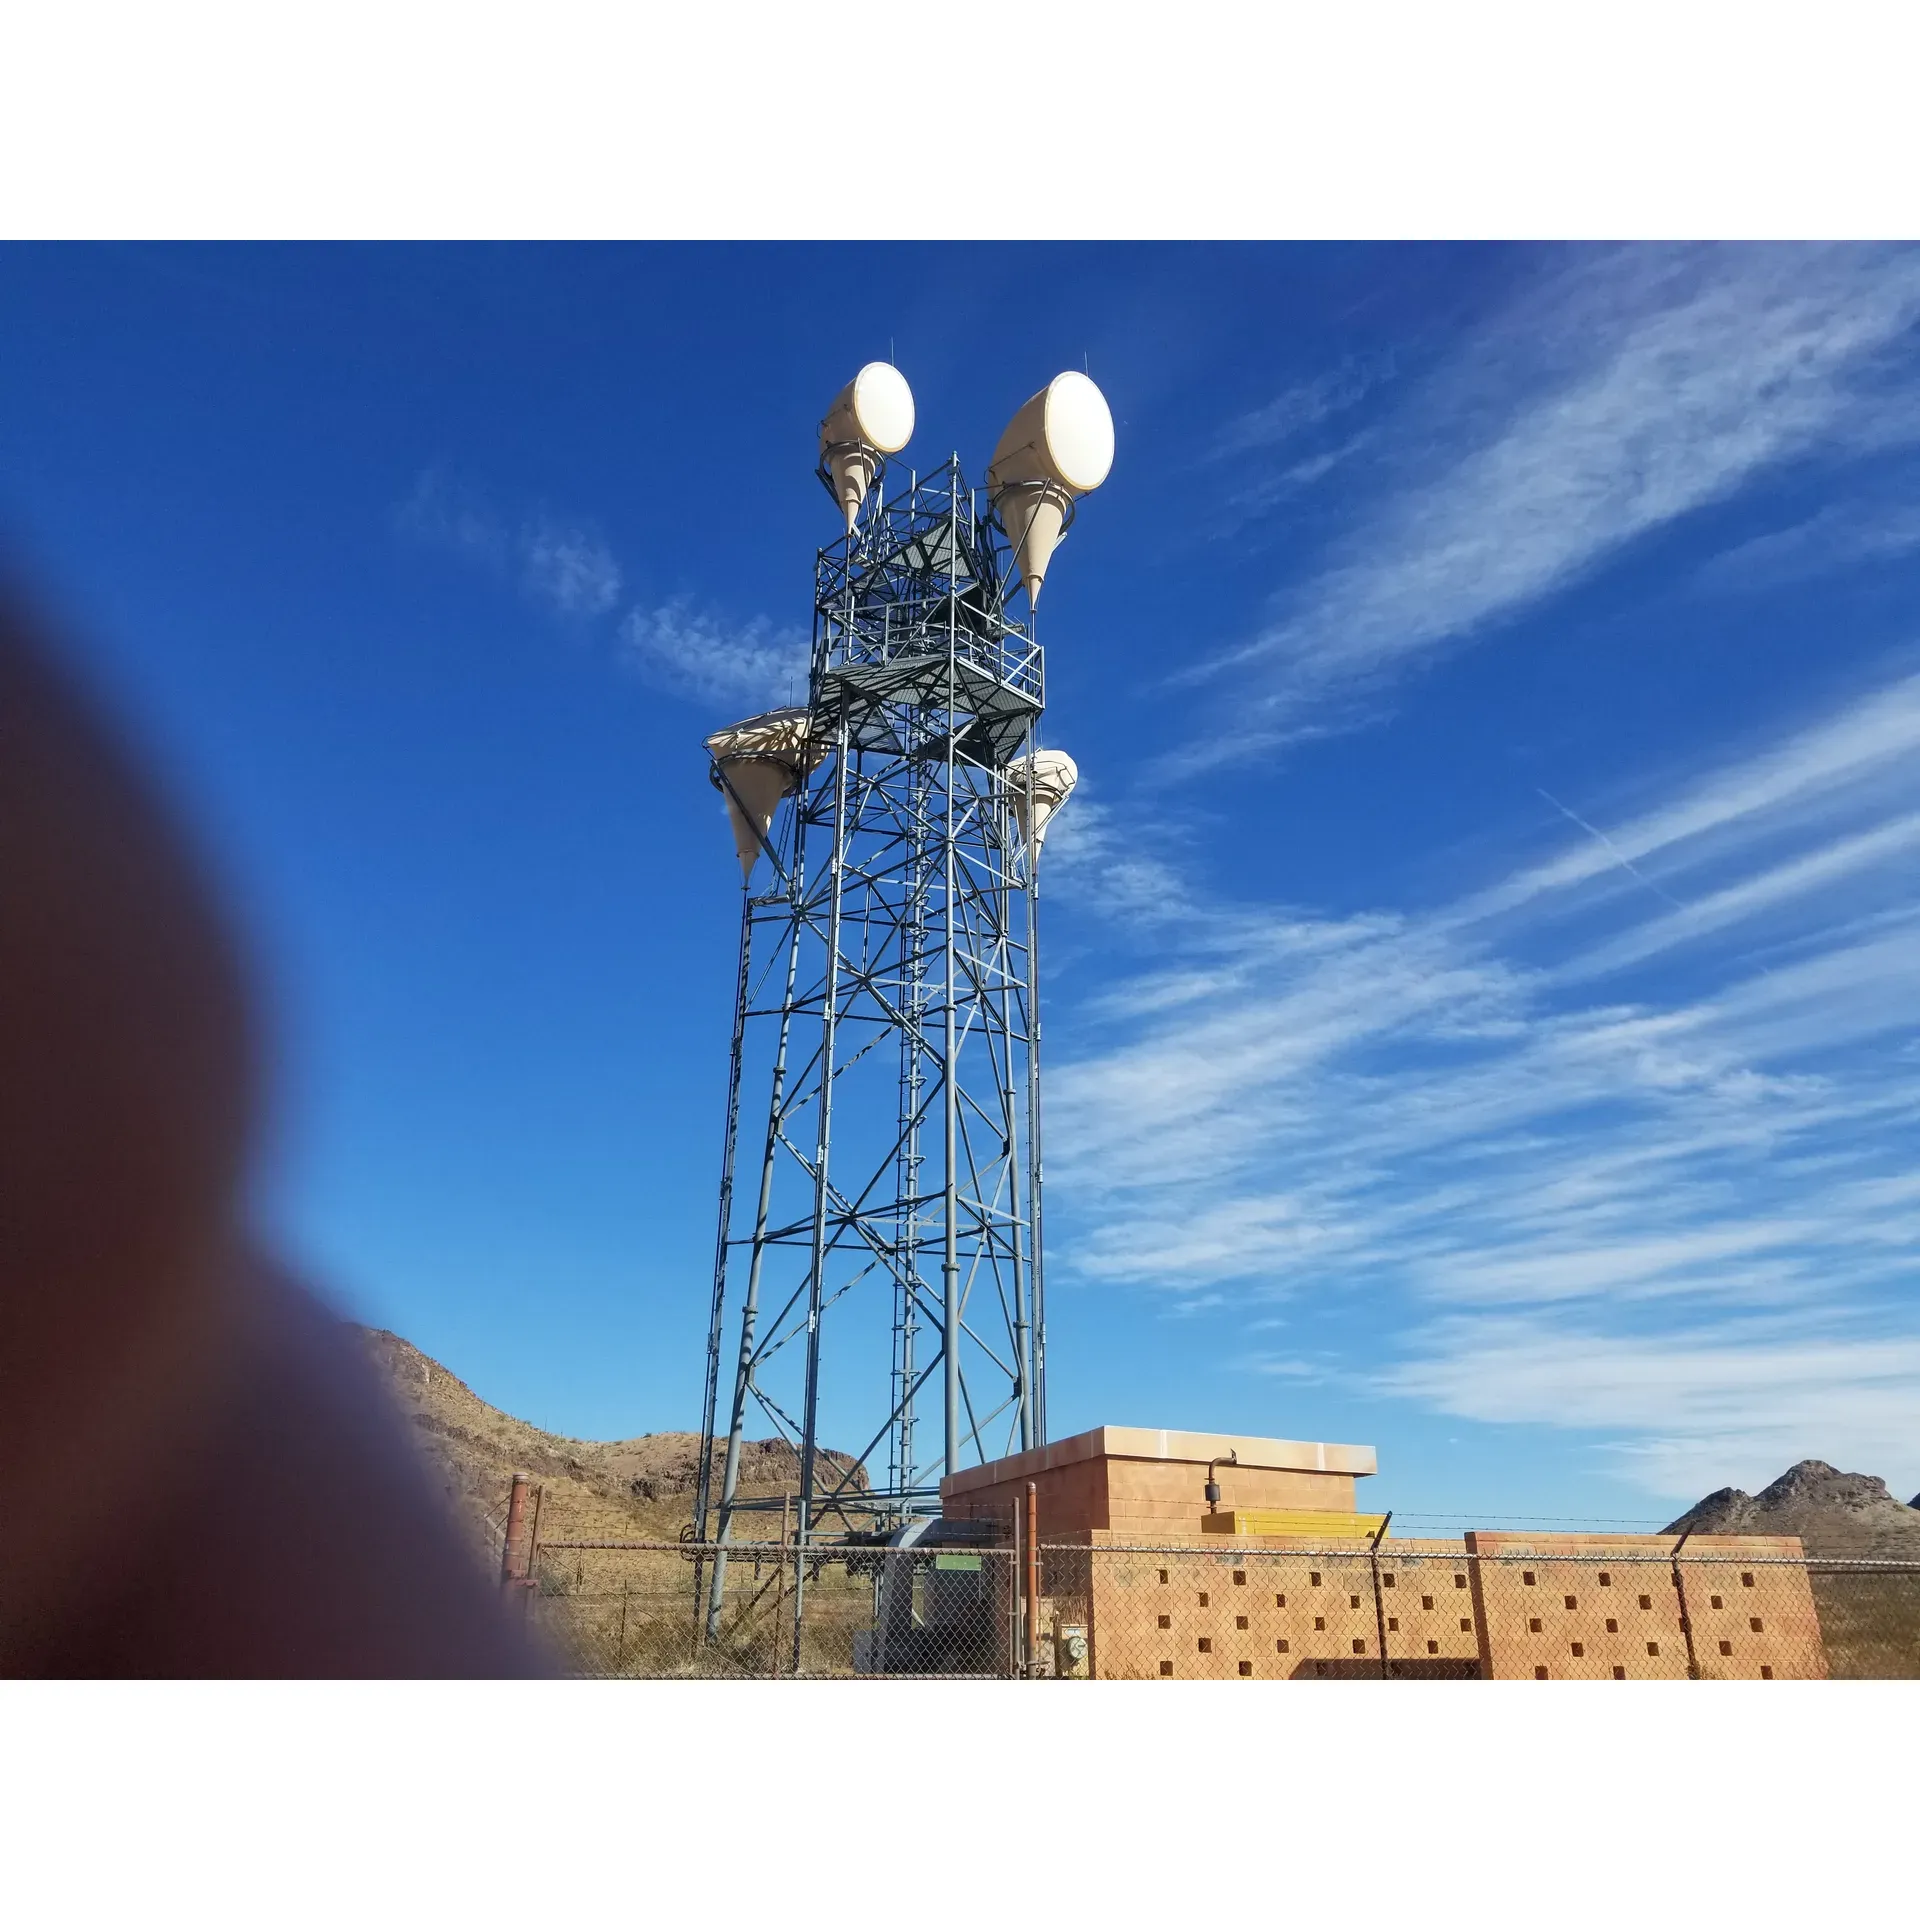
xmin=1007 ymin=747 xmax=1079 ymax=860
xmin=986 ymin=372 xmax=1114 ymax=603
xmin=818 ymin=362 xmax=915 ymax=532
xmin=705 ymin=707 xmax=830 ymax=880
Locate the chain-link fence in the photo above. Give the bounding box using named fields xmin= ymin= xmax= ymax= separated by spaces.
xmin=527 ymin=1540 xmax=1022 ymax=1678
xmin=1052 ymin=1541 xmax=1920 ymax=1680
xmin=520 ymin=1537 xmax=1920 ymax=1678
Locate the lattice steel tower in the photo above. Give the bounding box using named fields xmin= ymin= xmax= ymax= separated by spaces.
xmin=692 ymin=365 xmax=1110 ymax=1622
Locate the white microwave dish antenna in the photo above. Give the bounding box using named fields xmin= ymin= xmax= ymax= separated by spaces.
xmin=819 ymin=362 xmax=916 ymax=533
xmin=985 ymin=371 xmax=1115 ymax=604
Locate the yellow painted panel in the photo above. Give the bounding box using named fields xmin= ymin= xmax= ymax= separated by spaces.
xmin=1202 ymin=1510 xmax=1389 ymax=1540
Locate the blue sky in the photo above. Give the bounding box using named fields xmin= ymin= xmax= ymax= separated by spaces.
xmin=6 ymin=241 xmax=1920 ymax=1524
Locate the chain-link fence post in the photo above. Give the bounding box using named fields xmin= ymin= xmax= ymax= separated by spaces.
xmin=1369 ymin=1512 xmax=1393 ymax=1679
xmin=1671 ymin=1531 xmax=1700 ymax=1679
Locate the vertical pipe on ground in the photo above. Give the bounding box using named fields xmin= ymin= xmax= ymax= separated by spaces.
xmin=1025 ymin=1481 xmax=1040 ymax=1677
xmin=500 ymin=1472 xmax=531 ymax=1588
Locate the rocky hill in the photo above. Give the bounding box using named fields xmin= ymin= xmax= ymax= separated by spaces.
xmin=1663 ymin=1459 xmax=1920 ymax=1679
xmin=358 ymin=1327 xmax=866 ymax=1564
xmin=1663 ymin=1459 xmax=1920 ymax=1556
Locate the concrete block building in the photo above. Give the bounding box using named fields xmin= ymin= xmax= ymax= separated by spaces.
xmin=940 ymin=1427 xmax=1829 ymax=1680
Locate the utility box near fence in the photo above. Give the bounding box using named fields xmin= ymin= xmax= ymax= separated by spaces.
xmin=860 ymin=1519 xmax=1008 ymax=1675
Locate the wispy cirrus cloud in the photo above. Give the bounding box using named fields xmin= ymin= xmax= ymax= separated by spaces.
xmin=1695 ymin=495 xmax=1920 ymax=594
xmin=1379 ymin=1318 xmax=1920 ymax=1504
xmin=1176 ymin=245 xmax=1920 ymax=770
xmin=1454 ymin=668 xmax=1920 ymax=928
xmin=1201 ymin=357 xmax=1389 ymax=539
xmin=1046 ymin=667 xmax=1920 ymax=1499
xmin=396 ymin=467 xmax=622 ymax=618
xmin=395 ymin=466 xmax=509 ymax=565
xmin=1208 ymin=357 xmax=1387 ymax=461
xmin=619 ymin=597 xmax=808 ymax=712
xmin=394 ymin=468 xmax=801 ymax=712
xmin=520 ymin=515 xmax=622 ymax=615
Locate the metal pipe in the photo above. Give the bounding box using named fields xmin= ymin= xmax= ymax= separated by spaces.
xmin=942 ymin=478 xmax=961 ymax=1480
xmin=499 ymin=1472 xmax=531 ymax=1589
xmin=1002 ymin=773 xmax=1031 ymax=1454
xmin=526 ymin=1482 xmax=545 ymax=1586
xmin=1205 ymin=1452 xmax=1238 ymax=1513
xmin=1025 ymin=1480 xmax=1041 ymax=1677
xmin=1021 ymin=713 xmax=1048 ymax=1444
xmin=893 ymin=749 xmax=932 ymax=1513
xmin=1009 ymin=1494 xmax=1021 ymax=1678
xmin=797 ymin=715 xmax=852 ymax=1565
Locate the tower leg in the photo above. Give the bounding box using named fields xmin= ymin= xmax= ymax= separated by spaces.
xmin=706 ymin=922 xmax=804 ymax=1642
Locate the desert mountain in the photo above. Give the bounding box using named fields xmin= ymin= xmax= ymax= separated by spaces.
xmin=359 ymin=1327 xmax=866 ymax=1563
xmin=1663 ymin=1459 xmax=1920 ymax=1556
